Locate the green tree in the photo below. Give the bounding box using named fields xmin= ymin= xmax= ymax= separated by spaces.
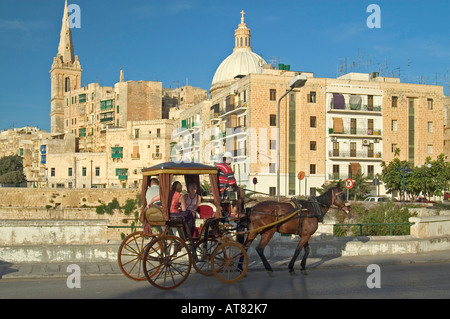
xmin=0 ymin=155 xmax=26 ymax=185
xmin=349 ymin=171 xmax=371 ymax=200
xmin=380 ymin=158 xmax=411 ymax=196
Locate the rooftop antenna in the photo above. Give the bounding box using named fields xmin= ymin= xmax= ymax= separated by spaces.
xmin=269 ymin=56 xmax=280 ymax=68
xmin=407 ymin=60 xmax=411 ymax=83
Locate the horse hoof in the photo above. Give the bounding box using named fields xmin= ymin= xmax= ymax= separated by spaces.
xmin=301 ymin=269 xmax=308 ymax=276
xmin=289 ymin=269 xmax=296 ymax=276
xmin=266 ymin=270 xmax=274 ymax=277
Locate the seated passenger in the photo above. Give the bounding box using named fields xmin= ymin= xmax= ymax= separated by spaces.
xmin=145 ymin=178 xmax=161 ymax=206
xmin=184 ymin=183 xmax=202 ymax=218
xmin=169 ymin=181 xmax=195 ymax=237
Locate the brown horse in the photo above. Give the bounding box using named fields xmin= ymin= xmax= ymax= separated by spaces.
xmin=239 ymin=186 xmax=350 ymax=275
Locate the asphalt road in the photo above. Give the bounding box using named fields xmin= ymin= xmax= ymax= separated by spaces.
xmin=1 ymin=261 xmax=450 ymax=300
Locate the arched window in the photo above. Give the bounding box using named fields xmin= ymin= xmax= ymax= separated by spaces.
xmin=65 ymin=77 xmax=71 ymax=92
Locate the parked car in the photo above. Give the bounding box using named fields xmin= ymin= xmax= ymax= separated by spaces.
xmin=363 ymin=196 xmax=390 ymax=202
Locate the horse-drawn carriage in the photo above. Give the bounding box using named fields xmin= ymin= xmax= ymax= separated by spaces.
xmin=118 ymin=161 xmax=350 ymax=290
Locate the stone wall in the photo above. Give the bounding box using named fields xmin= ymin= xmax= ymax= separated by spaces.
xmin=0 ymin=187 xmax=140 ymax=209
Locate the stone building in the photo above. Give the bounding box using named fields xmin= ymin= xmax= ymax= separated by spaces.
xmin=42 ymin=1 xmax=202 ymax=188
xmin=170 ymin=11 xmax=446 ymax=198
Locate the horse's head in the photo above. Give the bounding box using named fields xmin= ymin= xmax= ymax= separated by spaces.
xmin=332 ymin=186 xmax=351 ymax=213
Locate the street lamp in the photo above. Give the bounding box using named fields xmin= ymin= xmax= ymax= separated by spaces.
xmin=277 ymin=74 xmax=307 ymax=202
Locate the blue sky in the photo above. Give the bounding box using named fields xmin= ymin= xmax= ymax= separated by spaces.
xmin=0 ymin=0 xmax=449 ymax=132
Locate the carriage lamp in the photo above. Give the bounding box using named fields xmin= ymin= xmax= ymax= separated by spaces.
xmin=277 ymin=74 xmax=307 ymax=201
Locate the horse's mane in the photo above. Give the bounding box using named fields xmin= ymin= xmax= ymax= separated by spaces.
xmin=315 ymin=186 xmax=339 ymax=206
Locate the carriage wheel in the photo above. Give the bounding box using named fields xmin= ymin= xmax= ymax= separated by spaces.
xmin=211 ymin=241 xmax=248 ymax=284
xmin=118 ymin=231 xmax=156 ymax=281
xmin=142 ymin=235 xmax=192 ymax=290
xmin=192 ymin=238 xmax=219 ymax=276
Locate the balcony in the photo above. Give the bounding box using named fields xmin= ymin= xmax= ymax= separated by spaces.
xmin=330 ymin=101 xmax=381 ymax=114
xmin=328 ymin=150 xmax=382 ymax=160
xmin=111 ymin=147 xmax=123 ymax=159
xmin=219 ymin=101 xmax=247 ymax=118
xmin=116 ymin=168 xmax=128 ymax=180
xmin=329 ymin=128 xmax=382 ymax=136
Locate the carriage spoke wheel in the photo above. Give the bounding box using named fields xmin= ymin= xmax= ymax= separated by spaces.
xmin=118 ymin=231 xmax=156 ymax=281
xmin=211 ymin=241 xmax=248 ymax=284
xmin=143 ymin=235 xmax=192 ymax=290
xmin=192 ymin=238 xmax=219 ymax=276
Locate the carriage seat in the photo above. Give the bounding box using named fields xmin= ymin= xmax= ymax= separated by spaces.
xmin=193 ymin=203 xmax=217 ymax=238
xmin=144 ymin=204 xmax=166 ymax=226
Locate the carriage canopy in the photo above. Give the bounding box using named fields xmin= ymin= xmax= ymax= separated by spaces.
xmin=141 ymin=162 xmax=222 ymax=220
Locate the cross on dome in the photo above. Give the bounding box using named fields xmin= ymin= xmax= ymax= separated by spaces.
xmin=240 ymin=10 xmax=245 ymax=24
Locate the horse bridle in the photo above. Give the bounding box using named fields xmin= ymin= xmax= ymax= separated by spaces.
xmin=331 ymin=190 xmax=350 ymax=211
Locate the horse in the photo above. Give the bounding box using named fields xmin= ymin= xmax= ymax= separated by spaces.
xmin=239 ymin=185 xmax=351 ymax=275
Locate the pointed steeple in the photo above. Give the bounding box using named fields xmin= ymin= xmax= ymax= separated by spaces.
xmin=120 ymin=69 xmax=124 ymax=82
xmin=50 ymin=0 xmax=82 ymax=134
xmin=234 ymin=10 xmax=251 ymax=51
xmin=57 ymin=0 xmax=75 ymax=64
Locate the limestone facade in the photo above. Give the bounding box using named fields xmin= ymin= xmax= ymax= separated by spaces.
xmin=186 ymin=69 xmax=445 ymax=198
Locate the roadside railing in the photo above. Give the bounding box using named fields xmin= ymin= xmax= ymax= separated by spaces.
xmin=334 ymin=222 xmax=414 ymax=237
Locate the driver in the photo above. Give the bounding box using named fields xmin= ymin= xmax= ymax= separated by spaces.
xmin=215 ymin=152 xmax=238 ymax=219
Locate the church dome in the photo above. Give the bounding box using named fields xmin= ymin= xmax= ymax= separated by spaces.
xmin=210 ymin=11 xmax=266 ymax=94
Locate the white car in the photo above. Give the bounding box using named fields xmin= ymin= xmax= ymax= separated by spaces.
xmin=364 ymin=196 xmax=390 ymax=202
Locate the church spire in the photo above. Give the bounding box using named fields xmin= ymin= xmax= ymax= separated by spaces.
xmin=234 ymin=10 xmax=251 ymax=51
xmin=57 ymin=0 xmax=75 ymax=64
xmin=50 ymin=0 xmax=81 ymax=134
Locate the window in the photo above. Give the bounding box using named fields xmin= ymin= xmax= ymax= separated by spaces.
xmin=157 ymin=128 xmax=161 ymax=138
xmin=65 ymin=77 xmax=71 ymax=92
xmin=68 ymin=168 xmax=72 ymax=177
xmin=134 ymin=129 xmax=139 ymax=138
xmin=427 ymin=121 xmax=433 ymax=133
xmin=308 ymin=91 xmax=317 ymax=103
xmin=269 ymin=187 xmax=276 ymax=196
xmin=310 ymin=116 xmax=317 ymax=128
xmin=269 ymin=114 xmax=276 ymax=126
xmin=82 ymin=167 xmax=87 ymax=176
xmin=350 ymin=118 xmax=357 ymax=134
xmin=310 ymin=164 xmax=316 ymax=174
xmin=269 ymin=163 xmax=276 ymax=174
xmin=391 ymin=143 xmax=398 ymax=153
xmin=95 ymin=167 xmax=100 ymax=176
xmin=310 ymin=141 xmax=316 ymax=151
xmin=368 ymin=165 xmax=374 ymax=178
xmin=368 ymin=95 xmax=374 ymax=110
xmin=368 ymin=119 xmax=374 ymax=135
xmin=350 ymin=142 xmax=356 ymax=157
xmin=270 ymin=89 xmax=276 ymax=101
xmin=427 ymin=98 xmax=433 ymax=110
xmin=391 ymin=120 xmax=398 ymax=132
xmin=332 ymin=165 xmax=340 ymax=179
xmin=427 ymin=144 xmax=433 ymax=154
xmin=270 ymin=140 xmax=276 ymax=150
xmin=392 ymin=96 xmax=398 ymax=108
xmin=333 ymin=142 xmax=339 ymax=156
xmin=51 ymin=168 xmax=55 ymax=176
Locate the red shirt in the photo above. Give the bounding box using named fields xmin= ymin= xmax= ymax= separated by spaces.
xmin=215 ymin=162 xmax=236 ymax=194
